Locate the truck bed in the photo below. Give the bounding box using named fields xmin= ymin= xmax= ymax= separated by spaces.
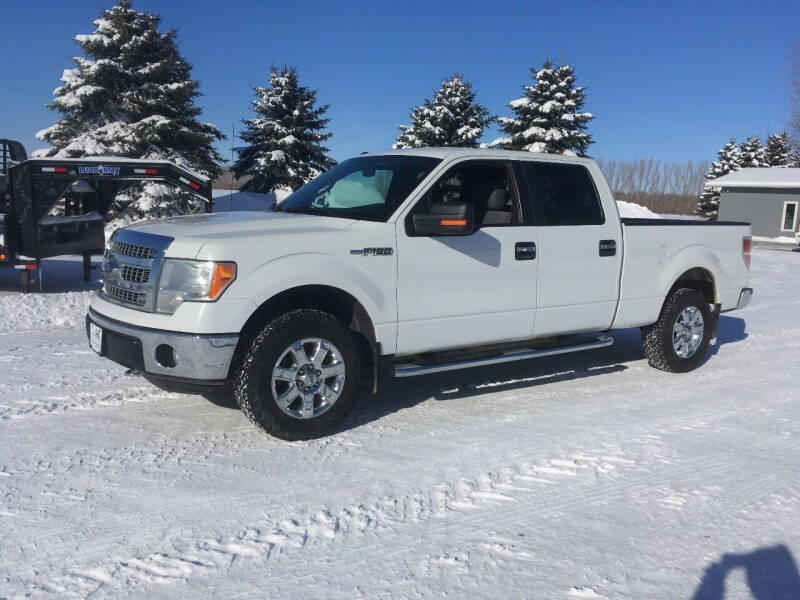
xmin=613 ymin=218 xmax=751 ymax=330
xmin=620 ymin=218 xmax=749 ymax=227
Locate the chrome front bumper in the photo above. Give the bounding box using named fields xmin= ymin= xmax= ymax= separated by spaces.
xmin=87 ymin=308 xmax=238 ymax=380
xmin=736 ymin=287 xmax=753 ymax=310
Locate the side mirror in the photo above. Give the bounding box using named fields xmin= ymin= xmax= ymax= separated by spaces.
xmin=412 ymin=201 xmax=474 ymax=236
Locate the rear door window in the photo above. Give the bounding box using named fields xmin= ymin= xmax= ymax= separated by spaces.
xmin=520 ymin=162 xmax=604 ymax=226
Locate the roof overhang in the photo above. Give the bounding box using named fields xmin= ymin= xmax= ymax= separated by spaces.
xmin=705 ymin=167 xmax=800 ymax=190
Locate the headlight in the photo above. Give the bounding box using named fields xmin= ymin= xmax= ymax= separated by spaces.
xmin=156 ymin=259 xmax=236 ymax=314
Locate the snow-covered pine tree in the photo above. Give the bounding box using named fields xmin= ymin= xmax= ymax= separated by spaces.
xmin=765 ymin=132 xmax=794 ymax=167
xmin=234 ymin=66 xmax=335 ymax=195
xmin=738 ymin=136 xmax=768 ymax=168
xmin=492 ymin=60 xmax=593 ymax=156
xmin=393 ymin=75 xmax=493 ymax=149
xmin=697 ymin=139 xmax=743 ymax=219
xmin=35 ymin=0 xmax=223 ymax=229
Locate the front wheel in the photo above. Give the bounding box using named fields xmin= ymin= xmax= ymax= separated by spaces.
xmin=234 ymin=309 xmax=362 ymax=440
xmin=641 ymin=288 xmax=713 ymax=373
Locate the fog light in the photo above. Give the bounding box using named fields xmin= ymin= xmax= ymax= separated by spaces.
xmin=155 ymin=344 xmax=178 ymax=368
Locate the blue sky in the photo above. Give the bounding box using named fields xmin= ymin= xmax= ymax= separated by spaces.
xmin=1 ymin=0 xmax=798 ymax=164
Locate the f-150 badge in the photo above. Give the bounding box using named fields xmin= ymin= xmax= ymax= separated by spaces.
xmin=350 ymin=248 xmax=394 ymax=256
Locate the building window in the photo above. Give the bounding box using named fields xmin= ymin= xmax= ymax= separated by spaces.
xmin=780 ymin=201 xmax=798 ymax=232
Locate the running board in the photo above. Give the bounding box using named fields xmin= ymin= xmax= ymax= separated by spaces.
xmin=391 ymin=335 xmax=614 ymax=378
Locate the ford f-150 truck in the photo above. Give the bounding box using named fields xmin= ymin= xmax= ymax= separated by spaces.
xmin=87 ymin=149 xmax=753 ymax=440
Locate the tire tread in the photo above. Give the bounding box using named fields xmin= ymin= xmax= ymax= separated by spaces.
xmin=641 ymin=288 xmax=711 ymax=373
xmin=234 ymin=309 xmax=361 ymax=440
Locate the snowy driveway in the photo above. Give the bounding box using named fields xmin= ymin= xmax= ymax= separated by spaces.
xmin=1 ymin=248 xmax=799 ymax=599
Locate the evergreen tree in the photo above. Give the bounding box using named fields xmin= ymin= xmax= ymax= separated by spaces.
xmin=394 ymin=75 xmax=493 ymax=149
xmin=492 ymin=60 xmax=593 ymax=156
xmin=234 ymin=66 xmax=335 ymax=194
xmin=697 ymin=139 xmax=743 ymax=219
xmin=738 ymin=135 xmax=768 ymax=168
xmin=765 ymin=132 xmax=794 ymax=167
xmin=35 ymin=0 xmax=224 ymax=228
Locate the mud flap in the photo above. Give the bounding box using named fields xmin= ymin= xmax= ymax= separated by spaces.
xmin=709 ymin=303 xmax=721 ymax=346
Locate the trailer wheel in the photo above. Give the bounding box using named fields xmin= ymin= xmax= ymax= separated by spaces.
xmin=234 ymin=309 xmax=362 ymax=440
xmin=641 ymin=288 xmax=712 ymax=373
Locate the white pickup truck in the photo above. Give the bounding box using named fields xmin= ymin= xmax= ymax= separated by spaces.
xmin=87 ymin=149 xmax=753 ymax=440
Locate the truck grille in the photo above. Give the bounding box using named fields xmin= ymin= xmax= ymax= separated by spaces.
xmin=103 ymin=283 xmax=147 ymax=306
xmin=120 ymin=265 xmax=150 ymax=283
xmin=100 ymin=231 xmax=173 ymax=312
xmin=111 ymin=240 xmax=157 ymax=259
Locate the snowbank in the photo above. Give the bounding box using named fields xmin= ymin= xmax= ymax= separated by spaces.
xmin=753 ymin=235 xmax=798 ymax=245
xmin=0 ymin=290 xmax=92 ymax=333
xmin=615 ymin=199 xmax=658 ymax=218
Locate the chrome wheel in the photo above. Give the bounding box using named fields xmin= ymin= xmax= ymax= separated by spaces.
xmin=672 ymin=306 xmax=705 ymax=359
xmin=271 ymin=338 xmax=346 ymax=419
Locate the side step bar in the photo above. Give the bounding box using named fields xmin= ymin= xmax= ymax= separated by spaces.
xmin=392 ymin=335 xmax=614 ymax=378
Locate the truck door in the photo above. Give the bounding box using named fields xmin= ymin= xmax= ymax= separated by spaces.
xmin=517 ymin=160 xmax=622 ymax=337
xmin=394 ymin=160 xmax=539 ymax=355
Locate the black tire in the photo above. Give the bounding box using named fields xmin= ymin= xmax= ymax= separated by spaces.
xmin=641 ymin=288 xmax=712 ymax=373
xmin=234 ymin=309 xmax=363 ymax=440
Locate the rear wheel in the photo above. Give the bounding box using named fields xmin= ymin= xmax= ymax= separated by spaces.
xmin=234 ymin=309 xmax=362 ymax=440
xmin=641 ymin=288 xmax=712 ymax=373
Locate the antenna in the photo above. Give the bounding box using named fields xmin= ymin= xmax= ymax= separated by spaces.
xmin=230 ymin=118 xmax=234 ymax=211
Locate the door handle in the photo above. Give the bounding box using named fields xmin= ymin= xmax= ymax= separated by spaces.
xmin=515 ymin=242 xmax=536 ymax=260
xmin=599 ymin=240 xmax=617 ymax=257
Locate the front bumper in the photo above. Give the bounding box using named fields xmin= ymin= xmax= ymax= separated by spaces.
xmin=86 ymin=308 xmax=238 ymax=381
xmin=736 ymin=287 xmax=753 ymax=310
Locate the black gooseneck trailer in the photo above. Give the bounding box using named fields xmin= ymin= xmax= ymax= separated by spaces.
xmin=0 ymin=144 xmax=212 ymax=288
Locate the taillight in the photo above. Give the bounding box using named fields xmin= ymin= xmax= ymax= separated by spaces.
xmin=742 ymin=236 xmax=752 ymax=269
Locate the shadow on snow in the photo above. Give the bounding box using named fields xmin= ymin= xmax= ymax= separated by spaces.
xmin=692 ymin=544 xmax=800 ymax=600
xmin=337 ymin=315 xmax=746 ymax=432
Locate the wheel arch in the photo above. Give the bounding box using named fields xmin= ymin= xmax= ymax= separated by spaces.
xmin=658 ymin=244 xmax=722 ymax=309
xmin=667 ymin=266 xmax=717 ymax=305
xmin=229 ymin=284 xmax=379 ymax=392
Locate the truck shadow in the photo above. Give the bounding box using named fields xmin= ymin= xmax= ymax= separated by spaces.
xmin=691 ymin=544 xmax=800 ymax=600
xmin=706 ymin=315 xmax=748 ymax=359
xmin=341 ymin=316 xmax=748 ymax=432
xmin=200 ymin=316 xmax=749 ymax=427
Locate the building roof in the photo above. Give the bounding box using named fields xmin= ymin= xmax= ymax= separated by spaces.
xmin=706 ymin=168 xmax=800 ymax=190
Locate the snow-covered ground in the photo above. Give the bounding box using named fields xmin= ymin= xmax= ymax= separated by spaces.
xmin=211 ymin=189 xmax=275 ymax=212
xmin=2 ymin=248 xmax=799 ymax=599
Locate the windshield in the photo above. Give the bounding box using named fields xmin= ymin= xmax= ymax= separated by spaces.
xmin=277 ymin=155 xmax=441 ymax=222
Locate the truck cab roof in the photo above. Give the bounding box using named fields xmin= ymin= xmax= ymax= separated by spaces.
xmin=363 ymin=147 xmax=596 ymax=165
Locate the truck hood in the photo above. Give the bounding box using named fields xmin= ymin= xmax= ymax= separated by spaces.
xmin=123 ymin=211 xmax=356 ymax=258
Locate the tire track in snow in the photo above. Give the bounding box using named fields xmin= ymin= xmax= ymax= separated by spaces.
xmin=29 ymin=436 xmax=787 ymax=599
xmin=29 ymin=452 xmax=627 ymax=596
xmin=9 ymin=365 xmax=785 ymax=597
xmin=0 ymin=384 xmax=174 ymax=421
